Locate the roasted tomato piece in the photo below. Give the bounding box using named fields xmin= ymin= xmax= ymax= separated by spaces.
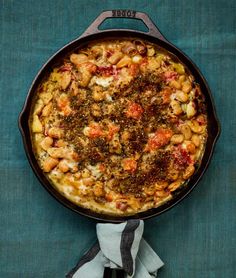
xmin=88 ymin=123 xmax=104 ymax=138
xmin=82 ymin=62 xmax=97 ymax=73
xmin=146 ymin=128 xmax=173 ymax=151
xmin=139 ymin=57 xmax=148 ymax=71
xmin=57 ymin=94 xmax=72 ymax=115
xmin=126 ymin=102 xmax=144 ymax=120
xmin=57 ymin=94 xmax=69 ymax=109
xmin=116 ymin=201 xmax=128 ymax=211
xmin=163 ymin=71 xmax=178 ymax=82
xmin=107 ymin=124 xmax=120 ymax=141
xmin=105 ymin=193 xmax=113 ymax=202
xmin=106 ymin=50 xmax=114 ymax=58
xmin=58 ymin=63 xmax=72 ymax=72
xmin=128 ymin=63 xmax=140 ymax=77
xmin=173 ymin=145 xmax=192 ymax=167
xmin=96 ymin=66 xmax=114 ymax=77
xmin=160 ymin=87 xmax=172 ymax=104
xmin=196 ymin=114 xmax=207 ymax=126
xmin=99 ymin=163 xmax=106 ymax=173
xmin=122 ymin=158 xmax=137 ymax=173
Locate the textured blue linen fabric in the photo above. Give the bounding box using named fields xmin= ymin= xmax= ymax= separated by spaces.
xmin=0 ymin=0 xmax=235 ymax=277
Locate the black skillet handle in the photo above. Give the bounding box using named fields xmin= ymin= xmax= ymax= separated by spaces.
xmin=80 ymin=10 xmax=168 ymax=42
xmin=103 ymin=268 xmax=124 ymax=278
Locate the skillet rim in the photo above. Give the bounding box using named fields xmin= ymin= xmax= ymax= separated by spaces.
xmin=18 ymin=29 xmax=220 ymax=223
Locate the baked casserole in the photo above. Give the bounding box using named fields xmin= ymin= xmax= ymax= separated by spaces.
xmin=30 ymin=39 xmax=207 ymax=215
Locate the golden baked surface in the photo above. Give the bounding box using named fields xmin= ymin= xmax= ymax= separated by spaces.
xmin=30 ymin=39 xmax=207 ymax=215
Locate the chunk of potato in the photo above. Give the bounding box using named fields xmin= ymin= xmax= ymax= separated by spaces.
xmin=39 ymin=92 xmax=53 ymax=105
xmin=59 ymin=72 xmax=71 ymax=90
xmin=34 ymin=99 xmax=44 ymax=115
xmin=32 ymin=115 xmax=43 ymax=133
xmin=42 ymin=102 xmax=52 ymax=117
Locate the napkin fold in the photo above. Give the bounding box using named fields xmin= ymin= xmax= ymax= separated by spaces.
xmin=66 ymin=220 xmax=164 ymax=278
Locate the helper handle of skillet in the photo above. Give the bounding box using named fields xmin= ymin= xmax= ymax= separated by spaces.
xmin=80 ymin=10 xmax=168 ymax=42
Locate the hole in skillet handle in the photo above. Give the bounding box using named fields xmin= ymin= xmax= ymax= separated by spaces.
xmin=99 ymin=17 xmax=149 ymax=33
xmin=79 ymin=10 xmax=168 ymax=42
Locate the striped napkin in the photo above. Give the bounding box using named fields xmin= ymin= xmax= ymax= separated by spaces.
xmin=66 ymin=220 xmax=164 ymax=278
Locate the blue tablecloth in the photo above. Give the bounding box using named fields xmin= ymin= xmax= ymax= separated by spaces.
xmin=1 ymin=0 xmax=235 ymax=277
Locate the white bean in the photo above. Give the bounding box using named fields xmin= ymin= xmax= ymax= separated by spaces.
xmin=182 ymin=81 xmax=192 ymax=93
xmin=192 ymin=134 xmax=201 ymax=147
xmin=40 ymin=136 xmax=53 ymax=151
xmin=171 ymin=100 xmax=182 ymax=115
xmin=180 ymin=124 xmax=192 ymax=140
xmin=48 ymin=127 xmax=63 ymax=138
xmin=175 ymin=90 xmax=189 ymax=102
xmin=171 ymin=134 xmax=184 ymax=144
xmin=188 ymin=120 xmax=204 ymax=134
xmin=186 ymin=101 xmax=196 ymax=118
xmin=168 ymin=180 xmax=182 ymax=192
xmin=43 ymin=157 xmax=59 ymax=172
xmin=183 ymin=165 xmax=195 ymax=179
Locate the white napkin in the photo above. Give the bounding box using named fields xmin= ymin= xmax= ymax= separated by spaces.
xmin=66 ymin=220 xmax=164 ymax=278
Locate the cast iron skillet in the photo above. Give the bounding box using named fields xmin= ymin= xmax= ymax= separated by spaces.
xmin=18 ymin=10 xmax=220 ymax=223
